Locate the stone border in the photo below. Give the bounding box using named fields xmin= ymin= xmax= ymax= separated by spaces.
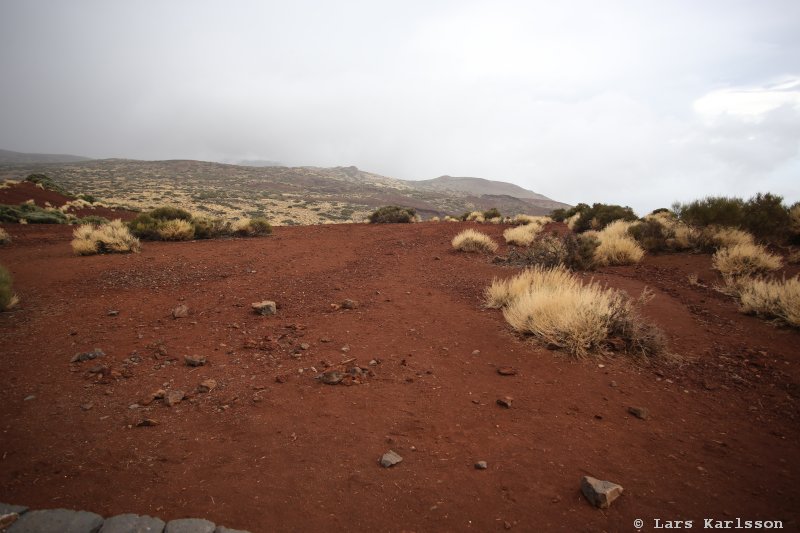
xmin=0 ymin=503 xmax=250 ymax=533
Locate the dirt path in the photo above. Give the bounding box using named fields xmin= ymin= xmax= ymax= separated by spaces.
xmin=1 ymin=222 xmax=798 ymax=532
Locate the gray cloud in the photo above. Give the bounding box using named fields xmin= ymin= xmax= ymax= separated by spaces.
xmin=1 ymin=0 xmax=799 ymax=213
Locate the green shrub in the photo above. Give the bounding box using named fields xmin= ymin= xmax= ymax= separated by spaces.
xmin=628 ymin=219 xmax=668 ymax=253
xmin=483 ymin=207 xmax=502 ymax=220
xmin=148 ymin=206 xmax=194 ymax=221
xmin=504 ymin=232 xmax=598 ymax=270
xmin=128 ymin=213 xmax=163 ymax=239
xmin=233 ymin=217 xmax=272 ymax=236
xmin=571 ymin=203 xmax=638 ymax=233
xmin=551 ymin=203 xmax=589 ymax=222
xmin=0 ymin=265 xmax=19 ymax=311
xmin=741 ymin=192 xmax=790 ymax=242
xmin=78 ymin=194 xmax=98 ymax=204
xmin=369 ymin=206 xmax=417 ymax=224
xmin=674 ymin=196 xmax=745 ymax=228
xmin=192 ymin=217 xmax=232 ymax=239
xmin=0 ymin=203 xmax=68 ymax=224
xmin=76 ymin=215 xmax=109 ymax=226
xmin=24 ymin=174 xmax=71 ymax=196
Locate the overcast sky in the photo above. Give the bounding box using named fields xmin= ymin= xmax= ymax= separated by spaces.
xmin=1 ymin=1 xmax=798 ymax=213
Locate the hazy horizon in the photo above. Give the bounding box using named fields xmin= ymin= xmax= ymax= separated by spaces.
xmin=1 ymin=1 xmax=799 ymax=214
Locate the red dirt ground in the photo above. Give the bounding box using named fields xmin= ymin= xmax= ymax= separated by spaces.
xmin=0 ymin=221 xmax=798 ymax=532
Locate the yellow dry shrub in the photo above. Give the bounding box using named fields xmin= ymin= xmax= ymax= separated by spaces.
xmin=466 ymin=211 xmax=485 ymax=223
xmin=444 ymin=216 xmax=459 ymax=222
xmin=71 ymin=220 xmax=141 ymax=255
xmin=736 ymin=276 xmax=800 ymax=327
xmin=452 ymin=229 xmax=498 ymax=253
xmin=0 ymin=227 xmax=10 ymax=245
xmin=485 ymin=265 xmax=579 ymax=309
xmin=513 ymin=214 xmax=551 ymax=227
xmin=487 ymin=217 xmax=502 ymax=224
xmin=705 ymin=226 xmax=754 ymax=249
xmin=503 ymin=223 xmax=543 ymax=246
xmin=565 ymin=212 xmax=581 ymax=230
xmin=593 ymin=225 xmax=645 ymax=266
xmin=429 ymin=216 xmax=440 ymax=222
xmin=712 ymin=243 xmax=783 ymax=278
xmin=157 ymin=219 xmax=195 ymax=241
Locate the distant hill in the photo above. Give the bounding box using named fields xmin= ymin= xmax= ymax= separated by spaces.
xmin=220 ymin=158 xmax=282 ymax=167
xmin=415 ymin=175 xmax=553 ymax=201
xmin=0 ymin=149 xmax=92 ymax=164
xmin=0 ymin=158 xmax=570 ymax=225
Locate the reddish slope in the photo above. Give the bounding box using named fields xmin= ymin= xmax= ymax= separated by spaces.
xmin=0 ymin=181 xmax=136 ymax=220
xmin=0 ymin=222 xmax=798 ymax=532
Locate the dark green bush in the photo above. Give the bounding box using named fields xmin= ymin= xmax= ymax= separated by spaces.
xmin=551 ymin=203 xmax=589 ymax=222
xmin=148 ymin=206 xmax=194 ymax=221
xmin=741 ymin=192 xmax=790 ymax=242
xmin=483 ymin=207 xmax=502 ymax=220
xmin=0 ymin=203 xmax=67 ymax=224
xmin=504 ymin=232 xmax=598 ymax=270
xmin=369 ymin=206 xmax=417 ymax=224
xmin=24 ymin=173 xmax=71 ymax=196
xmin=127 ymin=213 xmax=163 ymax=239
xmin=191 ymin=217 xmax=231 ymax=239
xmin=572 ymin=203 xmax=637 ymax=233
xmin=235 ymin=218 xmax=272 ymax=236
xmin=76 ymin=215 xmax=109 ymax=226
xmin=628 ymin=219 xmax=668 ymax=253
xmin=78 ymin=194 xmax=98 ymax=204
xmin=674 ymin=196 xmax=745 ymax=228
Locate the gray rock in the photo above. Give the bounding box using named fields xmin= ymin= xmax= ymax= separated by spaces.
xmin=628 ymin=406 xmax=649 ymax=420
xmin=184 ymin=355 xmax=206 ymax=367
xmin=317 ymin=371 xmax=343 ymax=385
xmin=9 ymin=508 xmax=104 ymax=533
xmin=0 ymin=503 xmax=28 ymax=515
xmin=380 ymin=450 xmax=403 ymax=468
xmin=164 ymin=390 xmax=184 ymax=407
xmin=100 ymin=513 xmax=165 ymax=532
xmin=172 ymin=304 xmax=189 ymax=319
xmin=474 ymin=461 xmax=488 ymax=470
xmin=71 ymin=348 xmax=105 ymax=363
xmin=341 ymin=299 xmax=359 ymax=309
xmin=251 ymin=301 xmax=276 ymax=316
xmin=581 ymin=475 xmax=623 ymax=509
xmin=214 ymin=527 xmax=252 ymax=533
xmin=0 ymin=513 xmax=21 ymax=530
xmin=496 ymin=397 xmax=513 ymax=409
xmin=165 ymin=518 xmax=215 ymax=533
xmin=23 ymin=395 xmax=35 ymax=401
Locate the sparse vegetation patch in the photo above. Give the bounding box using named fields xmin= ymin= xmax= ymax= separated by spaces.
xmin=369 ymin=206 xmax=417 ymax=224
xmin=71 ymin=220 xmax=141 ymax=255
xmin=452 ymin=229 xmax=498 ymax=253
xmin=712 ymin=243 xmax=783 ymax=279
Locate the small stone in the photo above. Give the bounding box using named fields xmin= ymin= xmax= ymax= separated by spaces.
xmin=136 ymin=418 xmax=159 ymax=427
xmin=275 ymin=374 xmax=289 ymax=384
xmin=496 ymin=397 xmax=513 ymax=408
xmin=165 ymin=518 xmax=216 ymax=533
xmin=340 ymin=345 xmax=350 ymax=353
xmin=318 ymin=371 xmax=344 ymax=385
xmin=497 ymin=366 xmax=517 ymax=376
xmin=0 ymin=513 xmax=19 ymax=529
xmin=80 ymin=403 xmax=94 ymax=411
xmin=70 ymin=348 xmax=105 ymax=363
xmin=319 ymin=337 xmax=332 ymax=343
xmin=23 ymin=395 xmax=36 ymax=401
xmin=581 ymin=475 xmax=623 ymax=508
xmin=474 ymin=461 xmax=488 ymax=470
xmin=165 ymin=390 xmax=185 ymax=407
xmin=107 ymin=310 xmax=120 ymax=317
xmin=628 ymin=406 xmax=649 ymax=420
xmin=299 ymin=343 xmax=310 ymax=351
xmin=184 ymin=354 xmax=207 ymax=367
xmin=252 ymin=300 xmax=277 ymax=316
xmin=610 ymin=380 xmax=618 ymax=388
xmin=198 ymin=379 xmax=217 ymax=393
xmin=342 ymin=299 xmax=359 ymax=309
xmin=472 ymin=350 xmax=480 ymax=355
xmin=172 ymin=304 xmax=189 ymax=319
xmin=369 ymin=359 xmax=379 ymax=366
xmin=380 ymin=450 xmax=403 ymax=468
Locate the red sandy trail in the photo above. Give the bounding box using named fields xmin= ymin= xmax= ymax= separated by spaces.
xmin=0 ymin=221 xmax=798 ymax=532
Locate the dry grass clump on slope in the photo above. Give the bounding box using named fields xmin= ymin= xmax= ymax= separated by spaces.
xmin=593 ymin=220 xmax=645 ymax=266
xmin=735 ymin=276 xmax=800 ymax=327
xmin=712 ymin=243 xmax=783 ymax=279
xmin=485 ymin=265 xmax=664 ymax=357
xmin=452 ymin=229 xmax=498 ymax=253
xmin=157 ymin=219 xmax=195 ymax=241
xmin=503 ymin=224 xmax=543 ymax=246
xmin=0 ymin=227 xmax=10 ymax=244
xmin=71 ymin=220 xmax=141 ymax=255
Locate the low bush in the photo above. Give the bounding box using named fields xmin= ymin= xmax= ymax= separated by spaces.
xmin=157 ymin=219 xmax=195 ymax=241
xmin=0 ymin=227 xmax=10 ymax=244
xmin=452 ymin=229 xmax=498 ymax=253
xmin=192 ymin=217 xmax=232 ymax=239
xmin=148 ymin=206 xmax=194 ymax=221
xmin=71 ymin=220 xmax=141 ymax=255
xmin=790 ymin=203 xmax=800 ymax=244
xmin=571 ymin=203 xmax=638 ymax=233
xmin=76 ymin=215 xmax=109 ymax=226
xmin=736 ymin=276 xmax=800 ymax=327
xmin=0 ymin=265 xmax=19 ymax=311
xmin=24 ymin=173 xmax=71 ymax=196
xmin=628 ymin=218 xmax=668 ymax=253
xmin=592 ymin=221 xmax=645 ymax=266
xmin=487 ymin=266 xmax=664 ymax=357
xmin=483 ymin=208 xmax=502 ymax=220
xmin=502 ymin=233 xmax=599 ymax=271
xmin=369 ymin=205 xmax=417 ymax=224
xmin=233 ymin=217 xmax=272 ymax=237
xmin=674 ymin=196 xmax=745 ymax=228
xmin=696 ymin=226 xmax=754 ymax=251
xmin=712 ymin=243 xmax=783 ymax=278
xmin=465 ymin=211 xmax=485 ymax=222
xmin=0 ymin=203 xmax=68 ymax=224
xmin=551 ymin=203 xmax=589 ymax=223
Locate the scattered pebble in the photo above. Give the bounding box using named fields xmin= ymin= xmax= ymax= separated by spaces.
xmin=474 ymin=461 xmax=488 ymax=470
xmin=80 ymin=403 xmax=93 ymax=411
xmin=184 ymin=355 xmax=206 ymax=367
xmin=628 ymin=406 xmax=649 ymax=420
xmin=497 ymin=367 xmax=517 ymax=376
xmin=610 ymin=381 xmax=618 ymax=388
xmin=71 ymin=348 xmax=105 ymax=363
xmin=172 ymin=304 xmax=189 ymax=319
xmin=341 ymin=299 xmax=359 ymax=309
xmin=496 ymin=397 xmax=513 ymax=409
xmin=136 ymin=418 xmax=158 ymax=427
xmin=581 ymin=475 xmax=623 ymax=509
xmin=23 ymin=395 xmax=36 ymax=401
xmin=164 ymin=390 xmax=185 ymax=407
xmin=251 ymin=301 xmax=277 ymax=316
xmin=198 ymin=379 xmax=217 ymax=393
xmin=107 ymin=310 xmax=119 ymax=317
xmin=317 ymin=371 xmax=344 ymax=385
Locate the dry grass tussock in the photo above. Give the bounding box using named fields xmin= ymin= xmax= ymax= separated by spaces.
xmin=0 ymin=227 xmax=10 ymax=244
xmin=465 ymin=211 xmax=485 ymax=223
xmin=513 ymin=215 xmax=551 ymax=226
xmin=565 ymin=212 xmax=581 ymax=230
xmin=503 ymin=224 xmax=544 ymax=246
xmin=735 ymin=276 xmax=800 ymax=327
xmin=712 ymin=243 xmax=782 ymax=278
xmin=593 ymin=223 xmax=645 ymax=266
xmin=444 ymin=216 xmax=460 ymax=222
xmin=71 ymin=220 xmax=141 ymax=255
xmin=486 ymin=266 xmax=664 ymax=357
xmin=702 ymin=226 xmax=754 ymax=249
xmin=157 ymin=219 xmax=195 ymax=241
xmin=452 ymin=229 xmax=498 ymax=253
xmin=0 ymin=265 xmax=19 ymax=311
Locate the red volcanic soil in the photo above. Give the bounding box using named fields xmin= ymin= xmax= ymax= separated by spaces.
xmin=0 ymin=221 xmax=798 ymax=532
xmin=0 ymin=181 xmax=136 ymax=220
